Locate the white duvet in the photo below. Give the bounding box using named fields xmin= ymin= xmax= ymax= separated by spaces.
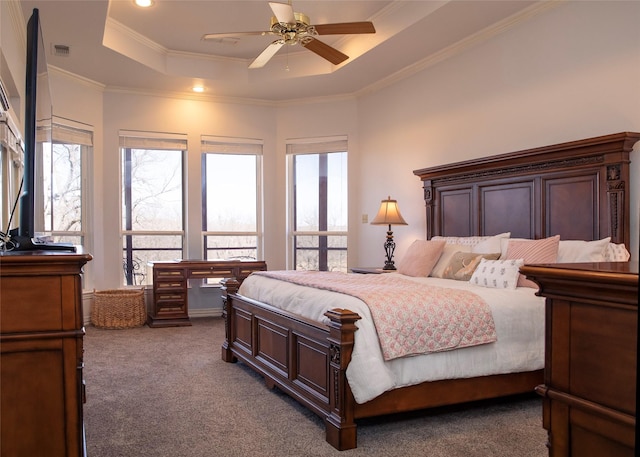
xmin=238 ymin=272 xmax=545 ymax=404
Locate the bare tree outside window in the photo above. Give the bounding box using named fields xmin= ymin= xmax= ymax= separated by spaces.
xmin=41 ymin=138 xmax=87 ymax=246
xmin=290 ymin=150 xmax=347 ymax=272
xmin=44 ymin=143 xmax=81 ymax=233
xmin=202 ymin=150 xmax=262 ymax=263
xmin=121 ymin=147 xmax=184 ymax=286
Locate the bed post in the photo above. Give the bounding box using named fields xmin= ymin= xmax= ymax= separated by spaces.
xmin=422 ymin=179 xmax=436 ymax=239
xmin=220 ymin=277 xmax=239 ymax=363
xmin=324 ymin=308 xmax=361 ymax=451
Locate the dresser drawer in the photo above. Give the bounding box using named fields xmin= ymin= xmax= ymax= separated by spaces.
xmin=189 ymin=267 xmax=234 ymax=278
xmin=155 ymin=301 xmax=187 ymax=317
xmin=0 ymin=276 xmax=64 ymax=333
xmin=155 ymin=292 xmax=186 ymax=303
xmin=154 ymin=269 xmax=186 ymax=280
xmin=155 ymin=280 xmax=185 ymax=290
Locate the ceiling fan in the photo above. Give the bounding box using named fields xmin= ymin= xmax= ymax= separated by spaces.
xmin=202 ymin=1 xmax=376 ymax=69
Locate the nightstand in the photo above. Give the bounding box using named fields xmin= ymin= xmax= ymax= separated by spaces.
xmin=349 ymin=267 xmax=391 ymax=274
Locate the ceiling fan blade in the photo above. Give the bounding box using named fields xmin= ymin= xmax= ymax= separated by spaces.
xmin=249 ymin=41 xmax=285 ymax=69
xmin=302 ymin=38 xmax=349 ymax=65
xmin=269 ymin=2 xmax=296 ymax=24
xmin=313 ymin=22 xmax=376 ymax=35
xmin=202 ymin=31 xmax=274 ymax=40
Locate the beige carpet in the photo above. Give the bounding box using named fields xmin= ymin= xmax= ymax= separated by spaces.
xmin=83 ymin=317 xmax=548 ymax=457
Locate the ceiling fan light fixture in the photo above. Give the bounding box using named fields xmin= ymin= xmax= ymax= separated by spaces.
xmin=270 ymin=11 xmax=310 ymax=28
xmin=134 ymin=0 xmax=154 ymax=8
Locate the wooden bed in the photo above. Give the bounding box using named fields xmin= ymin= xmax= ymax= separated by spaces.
xmin=219 ymin=131 xmax=638 ymax=450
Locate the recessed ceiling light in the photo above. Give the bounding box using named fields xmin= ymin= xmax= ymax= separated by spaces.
xmin=134 ymin=0 xmax=154 ymax=8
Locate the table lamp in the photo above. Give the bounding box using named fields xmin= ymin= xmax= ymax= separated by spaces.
xmin=370 ymin=196 xmax=407 ymax=270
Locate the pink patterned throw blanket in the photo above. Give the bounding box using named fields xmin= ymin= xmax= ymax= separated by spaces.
xmin=254 ymin=271 xmax=497 ymax=361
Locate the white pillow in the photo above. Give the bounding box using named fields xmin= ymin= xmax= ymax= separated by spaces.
xmin=469 ymin=258 xmax=524 ymax=290
xmin=471 ymin=232 xmax=511 ymax=254
xmin=430 ymin=243 xmax=472 ymax=278
xmin=604 ymin=242 xmax=631 ymax=261
xmin=557 ymin=237 xmax=610 ymax=263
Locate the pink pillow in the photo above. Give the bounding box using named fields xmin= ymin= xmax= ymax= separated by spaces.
xmin=398 ymin=239 xmax=446 ymax=277
xmin=505 ymin=235 xmax=560 ymax=288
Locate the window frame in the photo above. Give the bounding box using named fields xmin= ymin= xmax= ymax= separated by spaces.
xmin=200 ymin=136 xmax=264 ymax=262
xmin=286 ymin=136 xmax=348 ymax=271
xmin=119 ymin=130 xmax=187 ymax=286
xmin=0 ymin=112 xmax=24 ymax=236
xmin=43 ymin=120 xmax=93 ymax=247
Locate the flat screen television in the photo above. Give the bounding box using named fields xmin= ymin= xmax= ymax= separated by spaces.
xmin=9 ymin=8 xmax=74 ymax=251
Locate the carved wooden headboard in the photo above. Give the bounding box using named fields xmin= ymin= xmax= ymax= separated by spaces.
xmin=413 ymin=132 xmax=640 ymax=247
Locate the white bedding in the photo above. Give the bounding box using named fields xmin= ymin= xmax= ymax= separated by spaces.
xmin=238 ymin=272 xmax=545 ymax=404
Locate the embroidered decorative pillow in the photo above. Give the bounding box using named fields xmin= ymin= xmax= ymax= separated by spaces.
xmin=557 ymin=237 xmax=610 ymax=263
xmin=505 ymin=235 xmax=560 ymax=288
xmin=431 ymin=235 xmax=491 ymax=247
xmin=429 ymin=243 xmax=472 ymax=278
xmin=469 ymin=258 xmax=524 ymax=290
xmin=604 ymin=243 xmax=631 ymax=261
xmin=397 ymin=239 xmax=446 ymax=277
xmin=442 ymin=252 xmax=501 ymax=281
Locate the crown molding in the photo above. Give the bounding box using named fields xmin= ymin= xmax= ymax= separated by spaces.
xmin=49 ymin=65 xmax=106 ymax=91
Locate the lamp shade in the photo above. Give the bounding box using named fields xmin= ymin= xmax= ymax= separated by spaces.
xmin=370 ymin=196 xmax=407 ymax=226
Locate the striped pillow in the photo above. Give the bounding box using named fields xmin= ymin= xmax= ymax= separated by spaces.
xmin=505 ymin=235 xmax=560 ymax=288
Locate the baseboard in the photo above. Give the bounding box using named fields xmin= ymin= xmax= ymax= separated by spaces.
xmin=82 ymin=290 xmax=93 ymax=326
xmin=188 ymin=308 xmax=223 ymax=318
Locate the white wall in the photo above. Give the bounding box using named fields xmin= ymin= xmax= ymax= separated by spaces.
xmin=1 ymin=0 xmax=26 ymax=127
xmin=355 ymin=1 xmax=640 ymax=267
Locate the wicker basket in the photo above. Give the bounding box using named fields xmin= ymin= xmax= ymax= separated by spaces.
xmin=92 ymin=289 xmax=146 ymax=329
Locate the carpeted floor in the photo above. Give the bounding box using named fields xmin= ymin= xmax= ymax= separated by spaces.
xmin=83 ymin=317 xmax=548 ymax=457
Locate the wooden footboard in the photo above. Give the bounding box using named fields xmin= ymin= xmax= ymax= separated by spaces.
xmin=221 ymin=278 xmax=361 ymax=450
xmin=220 ymin=278 xmax=542 ymax=450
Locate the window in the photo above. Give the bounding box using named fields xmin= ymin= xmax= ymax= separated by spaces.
xmin=0 ymin=113 xmax=23 ymax=239
xmin=201 ymin=136 xmax=262 ymax=262
xmin=120 ymin=131 xmax=186 ymax=285
xmin=43 ymin=122 xmax=92 ymax=246
xmin=1 ymin=117 xmax=91 ymax=250
xmin=287 ymin=137 xmax=348 ymax=271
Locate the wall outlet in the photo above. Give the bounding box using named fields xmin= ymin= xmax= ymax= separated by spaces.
xmin=362 ymin=214 xmax=368 ymax=223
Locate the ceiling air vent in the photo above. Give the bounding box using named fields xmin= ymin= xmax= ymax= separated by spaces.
xmin=52 ymin=44 xmax=71 ymax=57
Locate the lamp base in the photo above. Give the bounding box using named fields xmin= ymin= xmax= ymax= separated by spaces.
xmin=381 ymin=227 xmax=397 ymax=271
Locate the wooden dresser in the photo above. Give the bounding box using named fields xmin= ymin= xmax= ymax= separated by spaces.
xmin=148 ymin=259 xmax=266 ymax=327
xmin=521 ymin=262 xmax=638 ymax=457
xmin=0 ymin=250 xmax=92 ymax=457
